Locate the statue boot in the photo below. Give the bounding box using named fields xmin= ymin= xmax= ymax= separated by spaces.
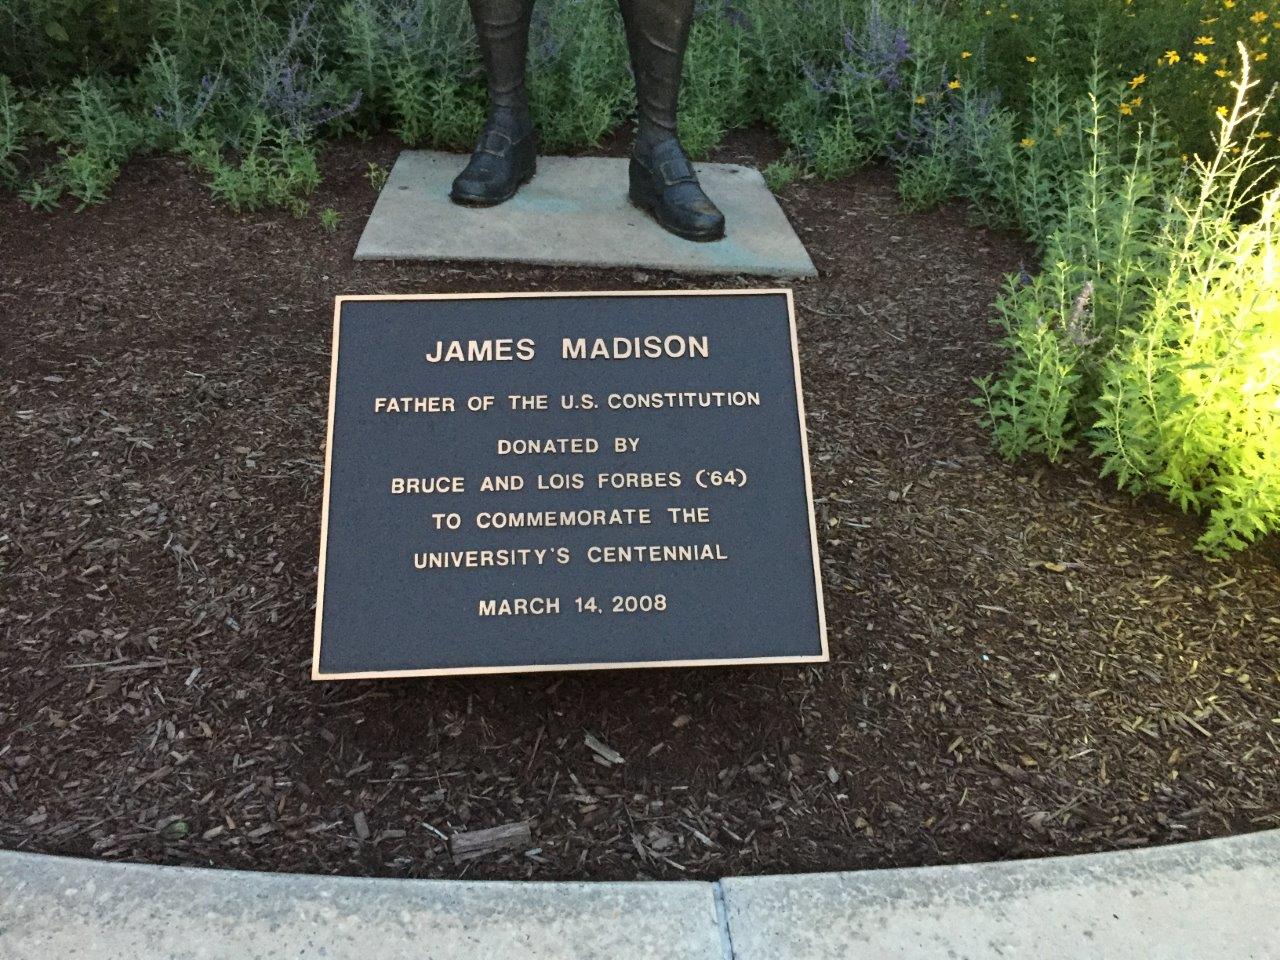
xmin=451 ymin=0 xmax=537 ymax=206
xmin=455 ymin=0 xmax=724 ymax=240
xmin=618 ymin=0 xmax=725 ymax=241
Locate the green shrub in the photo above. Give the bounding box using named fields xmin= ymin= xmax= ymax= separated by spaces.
xmin=185 ymin=114 xmax=319 ymax=215
xmin=677 ymin=1 xmax=754 ymax=157
xmin=139 ymin=42 xmax=220 ymax=144
xmin=34 ymin=76 xmax=149 ymax=207
xmin=1094 ymin=72 xmax=1279 ymax=552
xmin=0 ymin=75 xmax=25 ymax=187
xmin=737 ymin=0 xmax=845 ymax=125
xmin=364 ymin=159 xmax=388 ymax=191
xmin=337 ymin=0 xmax=483 ymax=148
xmin=527 ymin=0 xmax=630 ymax=151
xmin=0 ymin=0 xmax=156 ymax=85
xmin=983 ymin=50 xmax=1279 ymax=553
xmin=762 ymin=158 xmax=800 ymax=192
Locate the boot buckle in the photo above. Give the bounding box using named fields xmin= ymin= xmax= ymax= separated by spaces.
xmin=478 ymin=129 xmax=514 ymax=157
xmin=658 ymin=158 xmax=697 ymax=187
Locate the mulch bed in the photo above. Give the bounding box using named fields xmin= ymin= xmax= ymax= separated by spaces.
xmin=1 ymin=131 xmax=1277 ymax=881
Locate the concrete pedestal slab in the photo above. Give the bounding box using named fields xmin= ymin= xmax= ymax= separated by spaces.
xmin=354 ymin=151 xmax=817 ymax=278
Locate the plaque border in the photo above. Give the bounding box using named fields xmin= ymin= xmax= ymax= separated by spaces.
xmin=312 ymin=289 xmax=828 ymax=680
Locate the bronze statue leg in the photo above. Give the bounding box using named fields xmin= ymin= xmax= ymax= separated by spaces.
xmin=467 ymin=0 xmax=535 ymax=124
xmin=618 ymin=0 xmax=725 ymax=241
xmin=453 ymin=0 xmax=724 ymax=240
xmin=451 ymin=0 xmax=538 ymax=205
xmin=616 ymin=0 xmax=695 ymax=148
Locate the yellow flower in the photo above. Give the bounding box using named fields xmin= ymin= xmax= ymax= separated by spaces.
xmin=1130 ymin=96 xmax=1143 ymax=108
xmin=1252 ymin=11 xmax=1269 ymax=23
xmin=1194 ymin=51 xmax=1209 ymax=63
xmin=1216 ymin=105 xmax=1229 ymax=118
xmin=1215 ymin=68 xmax=1231 ymax=76
xmin=1223 ymin=0 xmax=1235 ymax=8
xmin=1010 ymin=12 xmax=1020 ymax=20
xmin=914 ymin=95 xmax=927 ymax=105
xmin=961 ymin=50 xmax=973 ymax=59
xmin=1257 ymin=130 xmax=1273 ymax=139
xmin=1026 ymin=55 xmax=1037 ymax=63
xmin=1119 ymin=102 xmax=1133 ymax=116
xmin=1164 ymin=50 xmax=1181 ymax=64
xmin=949 ymin=79 xmax=962 ymax=90
xmin=1129 ymin=73 xmax=1146 ymax=88
xmin=1256 ymin=51 xmax=1269 ymax=61
xmin=1194 ymin=35 xmax=1215 ymax=45
xmin=1020 ymin=137 xmax=1036 ymax=148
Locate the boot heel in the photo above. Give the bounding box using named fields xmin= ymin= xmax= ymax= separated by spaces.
xmin=628 ymin=159 xmax=657 ymax=211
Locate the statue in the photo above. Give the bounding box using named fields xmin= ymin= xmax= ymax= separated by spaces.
xmin=450 ymin=0 xmax=726 ymax=243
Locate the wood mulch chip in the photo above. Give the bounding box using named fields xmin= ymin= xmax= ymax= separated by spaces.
xmin=1 ymin=131 xmax=1277 ymax=880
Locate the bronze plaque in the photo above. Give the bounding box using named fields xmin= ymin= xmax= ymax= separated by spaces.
xmin=313 ymin=290 xmax=826 ymax=678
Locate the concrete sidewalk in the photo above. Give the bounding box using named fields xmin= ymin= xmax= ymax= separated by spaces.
xmin=720 ymin=830 xmax=1279 ymax=960
xmin=1 ymin=831 xmax=1276 ymax=959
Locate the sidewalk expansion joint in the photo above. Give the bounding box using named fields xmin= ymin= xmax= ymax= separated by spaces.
xmin=711 ymin=879 xmax=735 ymax=960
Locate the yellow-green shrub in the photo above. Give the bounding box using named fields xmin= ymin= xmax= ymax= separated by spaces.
xmin=985 ymin=50 xmax=1279 ymax=553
